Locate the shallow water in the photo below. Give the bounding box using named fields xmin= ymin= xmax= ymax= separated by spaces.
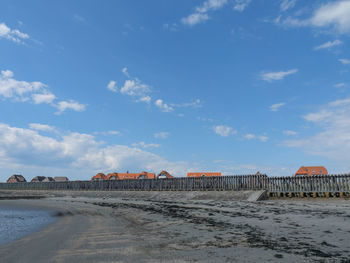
xmin=0 ymin=207 xmax=56 ymax=246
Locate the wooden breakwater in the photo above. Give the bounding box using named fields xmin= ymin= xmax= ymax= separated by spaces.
xmin=1 ymin=174 xmax=350 ymax=197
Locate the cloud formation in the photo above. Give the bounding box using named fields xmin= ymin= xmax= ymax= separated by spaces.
xmin=0 ymin=123 xmax=191 ymax=178
xmin=181 ymin=0 xmax=228 ymax=26
xmin=339 ymin=58 xmax=350 ymax=65
xmin=279 ymin=1 xmax=350 ymax=34
xmin=261 ymin=69 xmax=298 ymax=82
xmin=132 ymin=142 xmax=160 ymax=149
xmin=244 ymin=134 xmax=269 ymax=142
xmin=0 ymin=22 xmax=29 ymax=43
xmin=29 ymin=123 xmax=56 ymax=132
xmin=108 ymin=68 xmax=201 ymax=113
xmin=233 ymin=0 xmax=251 ymax=12
xmin=154 ymin=132 xmax=169 ymax=139
xmin=155 ymin=99 xmax=174 ymax=112
xmin=213 ymin=125 xmax=237 ymax=137
xmin=314 ymin=40 xmax=342 ymax=50
xmin=280 ymin=0 xmax=297 ymax=12
xmin=284 ymin=97 xmax=350 ymax=162
xmin=270 ymin=102 xmax=286 ymax=112
xmin=0 ymin=70 xmax=85 ymax=114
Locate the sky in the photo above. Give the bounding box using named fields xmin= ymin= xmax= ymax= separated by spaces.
xmin=1 ymin=0 xmax=350 ymax=181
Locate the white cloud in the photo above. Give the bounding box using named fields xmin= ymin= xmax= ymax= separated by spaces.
xmin=32 ymin=92 xmax=56 ymax=104
xmin=310 ymin=1 xmax=350 ymax=33
xmin=0 ymin=22 xmax=29 ymax=43
xmin=109 ymin=68 xmax=200 ymax=112
xmin=181 ymin=0 xmax=227 ymax=26
xmin=197 ymin=116 xmax=214 ymax=122
xmin=0 ymin=123 xmax=191 ymax=178
xmin=196 ymin=0 xmax=228 ymax=13
xmin=108 ymin=68 xmax=151 ymax=97
xmin=1 ymin=70 xmax=14 ymax=78
xmin=122 ymin=67 xmax=130 ymax=77
xmin=334 ymin=83 xmax=345 ymax=88
xmin=270 ymin=102 xmax=286 ymax=111
xmin=95 ymin=130 xmax=121 ymax=136
xmin=155 ymin=99 xmax=174 ymax=112
xmin=284 ymin=97 xmax=350 ymax=162
xmin=314 ymin=39 xmax=342 ymax=50
xmin=280 ymin=0 xmax=297 ymax=12
xmin=29 ymin=123 xmax=56 ymax=132
xmin=233 ymin=0 xmax=251 ymax=12
xmin=120 ymin=79 xmax=151 ymax=97
xmin=182 ymin=13 xmax=210 ymax=26
xmin=154 ymin=132 xmax=169 ymax=139
xmin=107 ymin=80 xmax=118 ymax=92
xmin=0 ymin=69 xmax=85 ymax=114
xmin=213 ymin=125 xmax=237 ymax=137
xmin=132 ymin=142 xmax=160 ymax=149
xmin=171 ymin=99 xmax=202 ymax=108
xmin=279 ymin=1 xmax=350 ymax=34
xmin=55 ymin=100 xmax=86 ymax=115
xmin=339 ymin=58 xmax=350 ymax=65
xmin=244 ymin=134 xmax=269 ymax=142
xmin=0 ymin=70 xmax=47 ymax=101
xmin=261 ymin=69 xmax=298 ymax=82
xmin=163 ymin=23 xmax=179 ymax=32
xmin=283 ymin=130 xmax=298 ymax=136
xmin=137 ymin=96 xmax=151 ymax=104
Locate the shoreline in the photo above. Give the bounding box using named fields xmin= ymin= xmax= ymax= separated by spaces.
xmin=0 ymin=191 xmax=349 ymax=262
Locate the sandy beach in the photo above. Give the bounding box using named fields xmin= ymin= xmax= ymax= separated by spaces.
xmin=0 ymin=190 xmax=350 ymax=263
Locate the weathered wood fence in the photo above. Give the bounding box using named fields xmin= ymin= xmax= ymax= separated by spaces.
xmin=1 ymin=174 xmax=350 ymax=196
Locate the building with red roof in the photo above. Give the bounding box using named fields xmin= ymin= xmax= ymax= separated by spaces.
xmin=295 ymin=166 xmax=328 ymax=176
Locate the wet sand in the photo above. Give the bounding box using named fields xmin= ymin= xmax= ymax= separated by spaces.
xmin=0 ymin=190 xmax=350 ymax=262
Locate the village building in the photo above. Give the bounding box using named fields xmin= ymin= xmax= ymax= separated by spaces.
xmin=54 ymin=176 xmax=69 ymax=182
xmin=295 ymin=166 xmax=328 ymax=176
xmin=31 ymin=176 xmax=47 ymax=182
xmin=94 ymin=171 xmax=155 ymax=180
xmin=91 ymin=173 xmax=106 ymax=181
xmin=187 ymin=172 xmax=222 ymax=178
xmin=157 ymin=170 xmax=173 ymax=179
xmin=7 ymin=174 xmax=26 ymax=183
xmin=42 ymin=177 xmax=55 ymax=182
xmin=105 ymin=173 xmax=118 ymax=180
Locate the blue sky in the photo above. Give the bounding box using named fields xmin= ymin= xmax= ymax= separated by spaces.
xmin=1 ymin=0 xmax=350 ymax=181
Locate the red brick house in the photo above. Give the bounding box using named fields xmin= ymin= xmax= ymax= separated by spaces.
xmin=295 ymin=166 xmax=328 ymax=176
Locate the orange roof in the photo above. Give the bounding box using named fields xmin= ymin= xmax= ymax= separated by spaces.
xmin=103 ymin=171 xmax=155 ymax=180
xmin=295 ymin=166 xmax=328 ymax=176
xmin=91 ymin=173 xmax=106 ymax=181
xmin=187 ymin=172 xmax=222 ymax=178
xmin=157 ymin=170 xmax=174 ymax=179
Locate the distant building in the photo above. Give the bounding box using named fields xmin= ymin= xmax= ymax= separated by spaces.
xmin=99 ymin=171 xmax=156 ymax=180
xmin=295 ymin=166 xmax=328 ymax=176
xmin=31 ymin=176 xmax=46 ymax=182
xmin=187 ymin=172 xmax=222 ymax=178
xmin=42 ymin=177 xmax=55 ymax=182
xmin=105 ymin=173 xmax=118 ymax=180
xmin=91 ymin=173 xmax=106 ymax=181
xmin=54 ymin=176 xmax=69 ymax=182
xmin=157 ymin=170 xmax=174 ymax=179
xmin=119 ymin=171 xmax=154 ymax=180
xmin=7 ymin=174 xmax=26 ymax=183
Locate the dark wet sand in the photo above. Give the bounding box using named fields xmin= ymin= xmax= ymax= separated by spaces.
xmin=0 ymin=190 xmax=350 ymax=263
